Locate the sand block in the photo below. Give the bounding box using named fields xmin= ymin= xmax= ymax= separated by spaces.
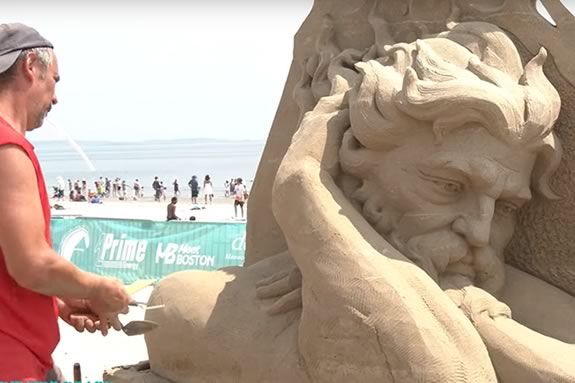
xmin=104 ymin=361 xmax=171 ymax=383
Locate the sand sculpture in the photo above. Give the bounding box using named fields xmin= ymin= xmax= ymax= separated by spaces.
xmin=106 ymin=0 xmax=575 ymax=382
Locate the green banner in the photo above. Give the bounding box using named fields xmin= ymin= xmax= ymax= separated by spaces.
xmin=51 ymin=217 xmax=245 ymax=284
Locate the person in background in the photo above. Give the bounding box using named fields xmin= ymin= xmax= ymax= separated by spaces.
xmin=121 ymin=179 xmax=128 ymax=200
xmin=104 ymin=177 xmax=111 ymax=197
xmin=173 ymin=178 xmax=180 ymax=197
xmin=203 ymin=174 xmax=214 ymax=204
xmin=0 ymin=23 xmax=131 ymax=382
xmin=224 ymin=180 xmax=230 ymax=197
xmin=160 ymin=180 xmax=167 ymax=201
xmin=133 ymin=178 xmax=141 ymax=200
xmin=56 ymin=176 xmax=65 ymax=201
xmin=229 ymin=177 xmax=236 ymax=196
xmin=167 ymin=196 xmax=180 ymax=221
xmin=81 ymin=179 xmax=87 ymax=197
xmin=111 ymin=178 xmax=118 ymax=198
xmin=188 ymin=175 xmax=199 ymax=204
xmin=152 ymin=176 xmax=161 ymax=201
xmin=233 ymin=177 xmax=247 ymax=219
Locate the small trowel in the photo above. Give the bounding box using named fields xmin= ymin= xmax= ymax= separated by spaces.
xmin=121 ymin=320 xmax=159 ymax=336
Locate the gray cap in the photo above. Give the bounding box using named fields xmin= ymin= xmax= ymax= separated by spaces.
xmin=0 ymin=23 xmax=53 ymax=75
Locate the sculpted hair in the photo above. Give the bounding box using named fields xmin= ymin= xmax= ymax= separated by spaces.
xmin=337 ymin=22 xmax=562 ymax=199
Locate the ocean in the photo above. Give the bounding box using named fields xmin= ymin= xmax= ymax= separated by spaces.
xmin=33 ymin=139 xmax=266 ymax=195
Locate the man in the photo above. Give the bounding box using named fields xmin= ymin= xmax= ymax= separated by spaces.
xmin=152 ymin=176 xmax=161 ymax=201
xmin=142 ymin=22 xmax=575 ymax=382
xmin=0 ymin=23 xmax=131 ymax=381
xmin=167 ymin=197 xmax=180 ymax=221
xmin=188 ymin=175 xmax=199 ymax=204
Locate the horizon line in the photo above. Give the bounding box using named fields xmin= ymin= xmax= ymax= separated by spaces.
xmin=30 ymin=137 xmax=267 ymax=144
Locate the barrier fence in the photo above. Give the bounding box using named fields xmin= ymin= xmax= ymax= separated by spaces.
xmin=51 ymin=217 xmax=246 ymax=284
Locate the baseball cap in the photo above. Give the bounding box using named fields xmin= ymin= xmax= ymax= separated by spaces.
xmin=0 ymin=23 xmax=53 ymax=75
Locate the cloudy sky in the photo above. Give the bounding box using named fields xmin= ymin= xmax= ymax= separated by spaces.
xmin=1 ymin=0 xmax=573 ymax=142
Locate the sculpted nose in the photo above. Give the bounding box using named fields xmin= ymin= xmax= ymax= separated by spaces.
xmin=452 ymin=195 xmax=495 ymax=247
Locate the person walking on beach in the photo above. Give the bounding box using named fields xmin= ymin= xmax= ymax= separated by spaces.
xmin=0 ymin=23 xmax=131 ymax=382
xmin=233 ymin=177 xmax=247 ymax=219
xmin=173 ymin=178 xmax=180 ymax=197
xmin=203 ymin=174 xmax=214 ymax=204
xmin=152 ymin=176 xmax=161 ymax=201
xmin=188 ymin=175 xmax=199 ymax=204
xmin=166 ymin=197 xmax=180 ymax=221
xmin=133 ymin=178 xmax=141 ymax=200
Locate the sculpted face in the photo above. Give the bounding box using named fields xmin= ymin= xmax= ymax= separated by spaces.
xmin=362 ymin=125 xmax=536 ymax=289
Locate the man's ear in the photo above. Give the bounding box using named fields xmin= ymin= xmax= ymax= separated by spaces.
xmin=21 ymin=52 xmax=39 ymax=82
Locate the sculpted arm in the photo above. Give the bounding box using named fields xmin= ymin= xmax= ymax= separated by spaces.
xmin=444 ymin=275 xmax=575 ymax=381
xmin=271 ymin=92 xmax=497 ymax=382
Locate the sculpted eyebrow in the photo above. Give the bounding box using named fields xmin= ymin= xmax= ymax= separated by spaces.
xmin=420 ymin=159 xmax=471 ymax=180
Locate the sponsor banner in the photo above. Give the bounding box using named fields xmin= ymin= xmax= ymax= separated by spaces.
xmin=51 ymin=217 xmax=246 ymax=284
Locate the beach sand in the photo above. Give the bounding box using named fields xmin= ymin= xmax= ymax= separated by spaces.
xmin=50 ymin=195 xmax=249 ymax=381
xmin=50 ymin=195 xmax=248 ymax=222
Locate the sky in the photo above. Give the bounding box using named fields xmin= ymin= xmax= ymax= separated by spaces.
xmin=1 ymin=0 xmax=573 ymax=142
xmin=1 ymin=1 xmax=313 ymax=142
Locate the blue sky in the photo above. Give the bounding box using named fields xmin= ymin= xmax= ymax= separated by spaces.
xmin=1 ymin=0 xmax=573 ymax=142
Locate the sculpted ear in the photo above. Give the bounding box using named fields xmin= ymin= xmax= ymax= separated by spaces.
xmin=531 ymin=133 xmax=562 ymax=200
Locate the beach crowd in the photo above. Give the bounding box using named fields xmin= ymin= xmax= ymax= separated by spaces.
xmin=52 ymin=175 xmax=251 ymax=205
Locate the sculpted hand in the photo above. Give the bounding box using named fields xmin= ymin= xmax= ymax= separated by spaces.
xmin=441 ymin=273 xmax=511 ymax=321
xmin=256 ymin=266 xmax=302 ymax=315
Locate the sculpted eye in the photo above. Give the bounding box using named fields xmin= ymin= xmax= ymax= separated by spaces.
xmin=496 ymin=200 xmax=519 ymax=217
xmin=419 ymin=171 xmax=464 ymax=196
xmin=437 ymin=180 xmax=462 ymax=194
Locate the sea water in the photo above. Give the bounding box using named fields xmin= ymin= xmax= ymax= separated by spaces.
xmin=33 ymin=139 xmax=265 ymax=196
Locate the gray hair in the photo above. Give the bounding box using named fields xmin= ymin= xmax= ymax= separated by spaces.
xmin=0 ymin=47 xmax=53 ymax=85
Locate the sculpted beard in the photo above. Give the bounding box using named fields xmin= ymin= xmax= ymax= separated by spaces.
xmin=361 ymin=194 xmax=506 ymax=295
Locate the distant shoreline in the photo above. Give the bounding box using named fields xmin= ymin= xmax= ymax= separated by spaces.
xmin=32 ymin=138 xmax=266 ymax=145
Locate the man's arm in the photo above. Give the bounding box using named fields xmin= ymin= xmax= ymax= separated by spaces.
xmin=0 ymin=145 xmax=130 ymax=312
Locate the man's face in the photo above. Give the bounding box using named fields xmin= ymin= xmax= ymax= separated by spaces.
xmin=28 ymin=51 xmax=59 ymax=131
xmin=364 ymin=126 xmax=536 ymax=290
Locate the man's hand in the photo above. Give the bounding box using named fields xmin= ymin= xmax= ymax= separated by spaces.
xmin=57 ymin=298 xmax=100 ymax=333
xmin=57 ymin=296 xmax=128 ymax=336
xmin=86 ymin=277 xmax=131 ymax=335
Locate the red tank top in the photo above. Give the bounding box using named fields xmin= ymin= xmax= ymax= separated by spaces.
xmin=0 ymin=117 xmax=59 ymax=380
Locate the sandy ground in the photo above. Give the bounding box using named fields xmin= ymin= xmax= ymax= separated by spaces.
xmin=49 ymin=196 xmax=249 ymax=381
xmin=50 ymin=195 xmax=248 ymax=222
